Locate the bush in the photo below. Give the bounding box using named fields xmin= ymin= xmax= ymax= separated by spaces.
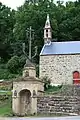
xmin=0 ymin=64 xmax=6 ymax=69
xmin=0 ymin=69 xmax=9 ymax=79
xmin=42 ymin=77 xmax=51 ymax=91
xmin=7 ymin=56 xmax=19 ymax=73
xmin=45 ymin=85 xmax=63 ymax=94
xmin=19 ymin=55 xmax=26 ymax=68
xmin=0 ymin=68 xmax=20 ymax=80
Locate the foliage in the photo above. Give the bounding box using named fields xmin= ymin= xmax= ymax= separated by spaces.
xmin=0 ymin=91 xmax=12 ymax=95
xmin=19 ymin=55 xmax=26 ymax=68
xmin=7 ymin=56 xmax=19 ymax=73
xmin=13 ymin=0 xmax=80 ymax=63
xmin=0 ymin=96 xmax=12 ymax=116
xmin=42 ymin=77 xmax=51 ymax=90
xmin=45 ymin=85 xmax=63 ymax=94
xmin=0 ymin=63 xmax=6 ymax=69
xmin=42 ymin=76 xmax=63 ymax=93
xmin=0 ymin=69 xmax=18 ymax=79
xmin=0 ymin=2 xmax=15 ymax=60
xmin=0 ymin=85 xmax=11 ymax=91
xmin=0 ymin=57 xmax=22 ymax=80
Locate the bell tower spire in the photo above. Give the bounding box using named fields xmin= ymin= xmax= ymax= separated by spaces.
xmin=44 ymin=14 xmax=52 ymax=45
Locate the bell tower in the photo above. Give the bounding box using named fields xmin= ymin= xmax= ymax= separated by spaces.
xmin=44 ymin=14 xmax=52 ymax=45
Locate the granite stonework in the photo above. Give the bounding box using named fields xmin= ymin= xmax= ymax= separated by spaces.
xmin=12 ymin=78 xmax=44 ymax=116
xmin=37 ymin=85 xmax=80 ymax=115
xmin=39 ymin=54 xmax=80 ymax=85
xmin=37 ymin=95 xmax=80 ymax=115
xmin=56 ymin=85 xmax=80 ymax=96
xmin=12 ymin=60 xmax=44 ymax=116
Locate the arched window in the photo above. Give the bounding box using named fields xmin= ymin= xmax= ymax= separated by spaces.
xmin=73 ymin=71 xmax=80 ymax=84
xmin=46 ymin=33 xmax=48 ymax=37
xmin=46 ymin=29 xmax=48 ymax=32
xmin=46 ymin=29 xmax=48 ymax=37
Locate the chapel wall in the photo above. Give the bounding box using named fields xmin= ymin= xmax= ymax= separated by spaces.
xmin=39 ymin=54 xmax=80 ymax=85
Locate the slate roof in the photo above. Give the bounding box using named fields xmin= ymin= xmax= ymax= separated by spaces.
xmin=24 ymin=59 xmax=35 ymax=67
xmin=40 ymin=41 xmax=80 ymax=55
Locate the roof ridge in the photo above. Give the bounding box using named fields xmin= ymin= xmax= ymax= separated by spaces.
xmin=52 ymin=41 xmax=80 ymax=44
xmin=40 ymin=41 xmax=80 ymax=55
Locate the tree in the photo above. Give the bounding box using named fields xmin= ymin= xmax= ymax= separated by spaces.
xmin=1 ymin=0 xmax=80 ymax=64
xmin=13 ymin=0 xmax=57 ymax=63
xmin=7 ymin=56 xmax=19 ymax=73
xmin=0 ymin=2 xmax=15 ymax=61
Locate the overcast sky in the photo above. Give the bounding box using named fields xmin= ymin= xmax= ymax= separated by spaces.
xmin=0 ymin=0 xmax=76 ymax=10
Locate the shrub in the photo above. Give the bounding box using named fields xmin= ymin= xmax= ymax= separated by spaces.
xmin=0 ymin=68 xmax=21 ymax=80
xmin=19 ymin=55 xmax=26 ymax=68
xmin=0 ymin=69 xmax=9 ymax=79
xmin=0 ymin=64 xmax=6 ymax=69
xmin=42 ymin=77 xmax=51 ymax=90
xmin=7 ymin=56 xmax=19 ymax=73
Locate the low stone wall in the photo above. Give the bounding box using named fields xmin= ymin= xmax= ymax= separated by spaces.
xmin=0 ymin=81 xmax=12 ymax=90
xmin=57 ymin=85 xmax=80 ymax=96
xmin=37 ymin=95 xmax=80 ymax=115
xmin=54 ymin=85 xmax=80 ymax=96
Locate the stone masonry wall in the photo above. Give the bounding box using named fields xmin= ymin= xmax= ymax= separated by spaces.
xmin=13 ymin=80 xmax=44 ymax=97
xmin=37 ymin=95 xmax=80 ymax=115
xmin=39 ymin=54 xmax=80 ymax=85
xmin=56 ymin=85 xmax=80 ymax=96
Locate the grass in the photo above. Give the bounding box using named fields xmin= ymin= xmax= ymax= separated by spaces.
xmin=0 ymin=96 xmax=12 ymax=117
xmin=45 ymin=85 xmax=62 ymax=94
xmin=0 ymin=90 xmax=12 ymax=95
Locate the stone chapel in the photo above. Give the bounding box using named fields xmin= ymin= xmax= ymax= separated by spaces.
xmin=39 ymin=14 xmax=80 ymax=85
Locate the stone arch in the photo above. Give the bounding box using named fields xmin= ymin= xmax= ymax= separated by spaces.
xmin=19 ymin=89 xmax=31 ymax=116
xmin=73 ymin=71 xmax=80 ymax=84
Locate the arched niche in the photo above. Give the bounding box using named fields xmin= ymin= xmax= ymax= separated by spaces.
xmin=19 ymin=89 xmax=31 ymax=116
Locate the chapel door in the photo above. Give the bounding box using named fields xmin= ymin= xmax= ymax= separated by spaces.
xmin=73 ymin=71 xmax=80 ymax=84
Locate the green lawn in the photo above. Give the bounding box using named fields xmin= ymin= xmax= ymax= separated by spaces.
xmin=0 ymin=90 xmax=12 ymax=95
xmin=0 ymin=96 xmax=12 ymax=116
xmin=45 ymin=85 xmax=62 ymax=94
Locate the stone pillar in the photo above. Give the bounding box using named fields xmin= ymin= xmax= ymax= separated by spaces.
xmin=12 ymin=96 xmax=20 ymax=115
xmin=31 ymin=97 xmax=37 ymax=114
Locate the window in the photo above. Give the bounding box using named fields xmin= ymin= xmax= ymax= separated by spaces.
xmin=46 ymin=29 xmax=48 ymax=32
xmin=46 ymin=33 xmax=48 ymax=37
xmin=46 ymin=29 xmax=48 ymax=37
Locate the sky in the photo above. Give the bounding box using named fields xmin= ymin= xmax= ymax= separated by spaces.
xmin=0 ymin=0 xmax=25 ymax=9
xmin=0 ymin=0 xmax=76 ymax=10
